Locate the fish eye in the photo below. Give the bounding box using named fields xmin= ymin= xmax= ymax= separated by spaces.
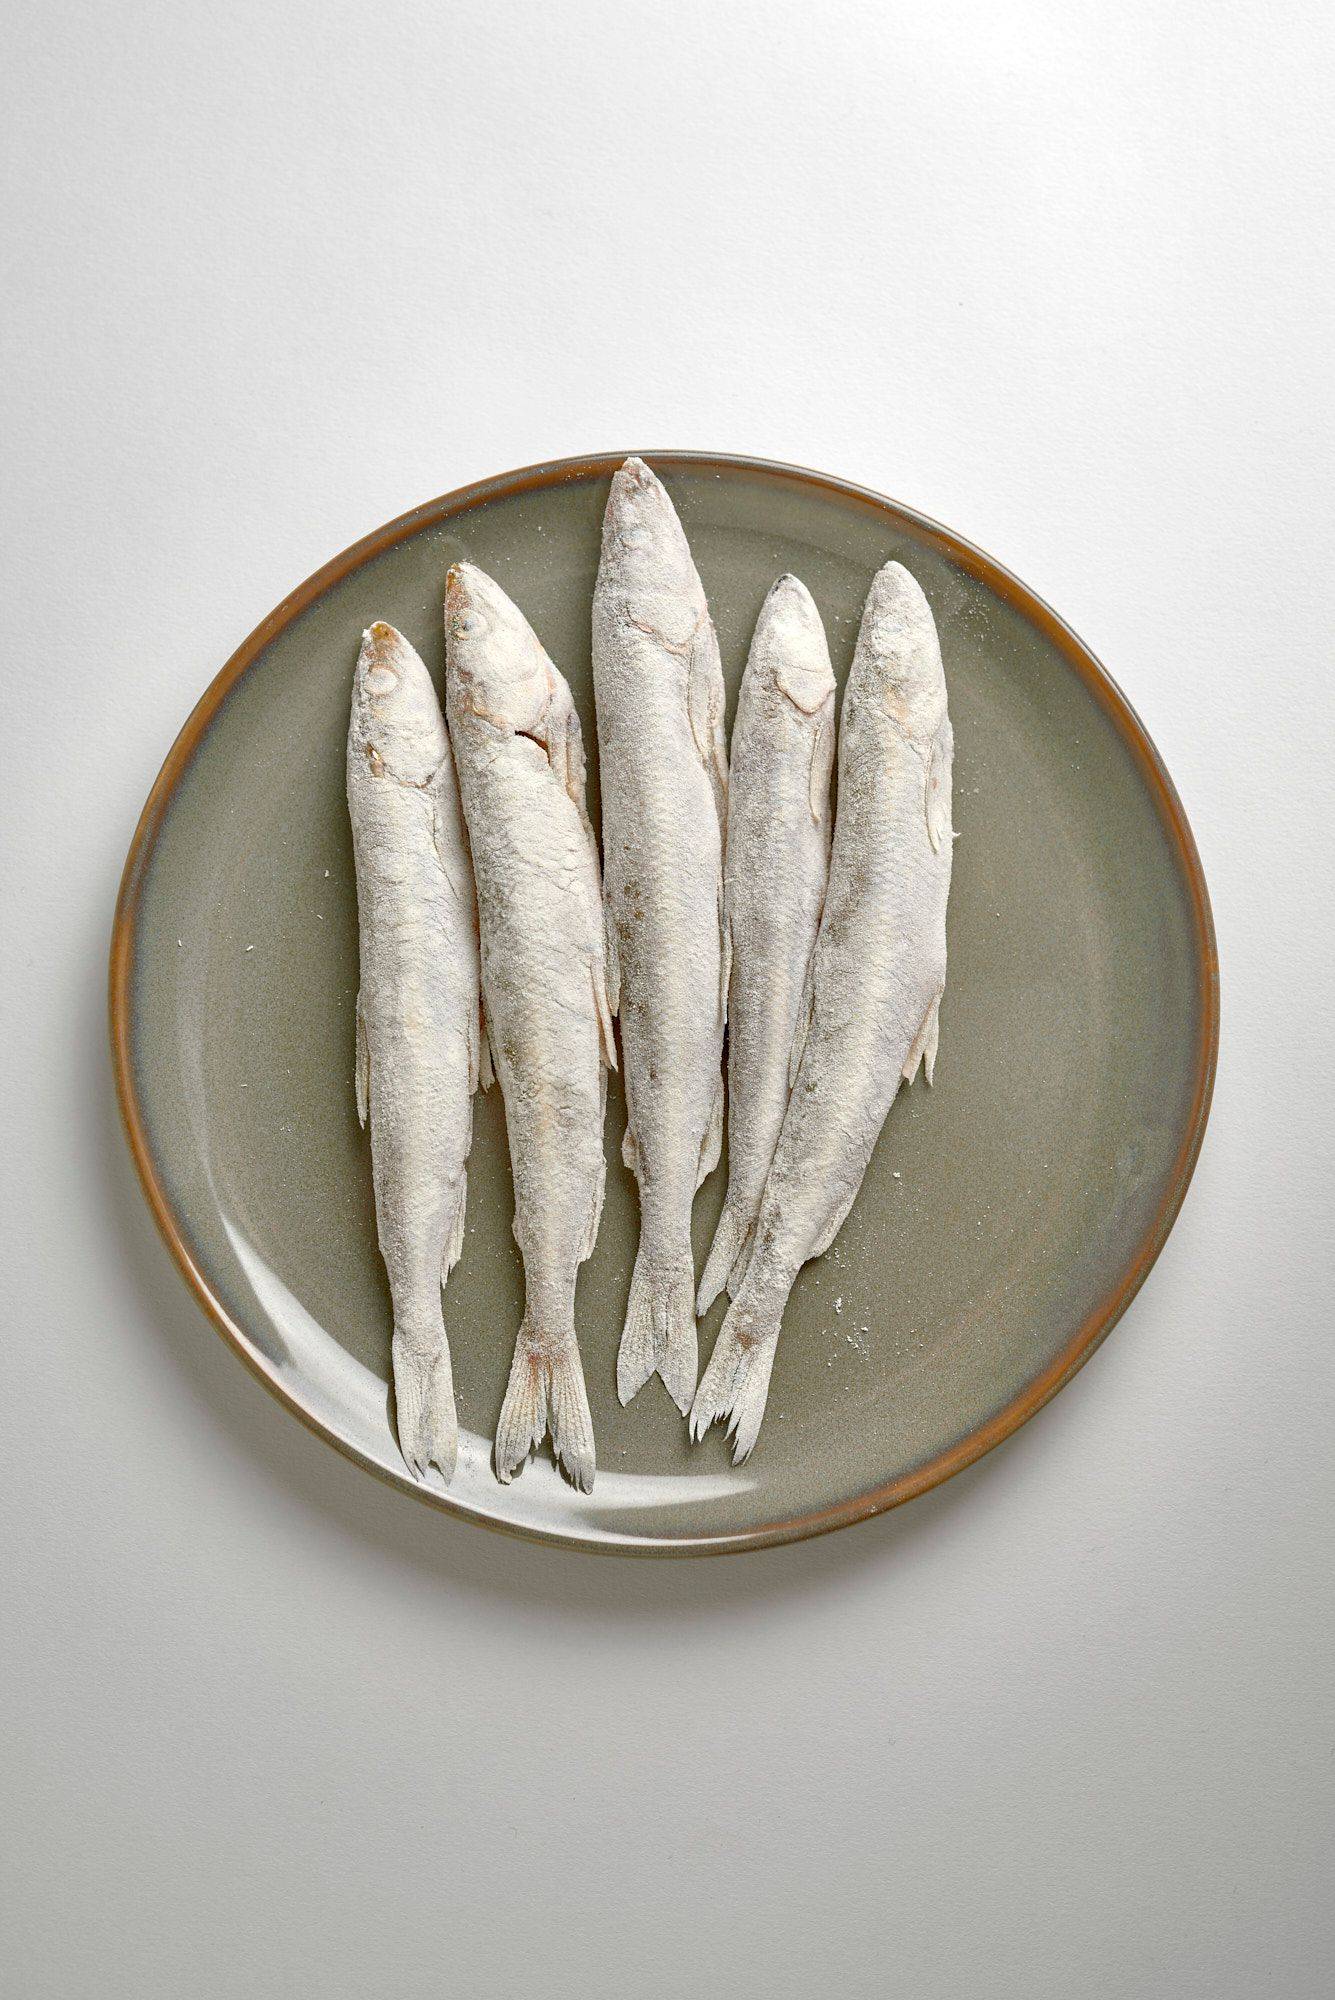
xmin=451 ymin=609 xmax=487 ymax=639
xmin=620 ymin=525 xmax=649 ymax=551
xmin=365 ymin=665 xmax=399 ymax=696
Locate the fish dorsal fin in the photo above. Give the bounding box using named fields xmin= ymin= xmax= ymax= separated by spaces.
xmin=926 ymin=720 xmax=954 ymax=854
xmin=687 ymin=620 xmax=728 ymax=825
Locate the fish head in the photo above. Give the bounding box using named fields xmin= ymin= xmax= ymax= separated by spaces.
xmin=600 ymin=457 xmax=699 ymax=607
xmin=350 ymin=622 xmax=447 ymax=783
xmin=856 ymin=561 xmax=947 ymax=738
xmin=445 ymin=562 xmax=554 ymax=737
xmin=755 ymin=574 xmax=836 ymax=718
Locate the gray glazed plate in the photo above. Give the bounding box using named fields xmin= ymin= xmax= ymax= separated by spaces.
xmin=110 ymin=452 xmax=1218 ymax=1555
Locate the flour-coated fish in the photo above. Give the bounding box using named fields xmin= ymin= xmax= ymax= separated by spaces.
xmin=446 ymin=564 xmax=613 ymax=1490
xmin=593 ymin=458 xmax=728 ymax=1411
xmin=691 ymin=561 xmax=954 ymax=1460
xmin=696 ymin=573 xmax=835 ymax=1315
xmin=347 ymin=622 xmax=485 ymax=1480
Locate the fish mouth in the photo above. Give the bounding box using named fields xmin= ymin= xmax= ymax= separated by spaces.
xmin=352 ymin=623 xmax=446 ymax=780
xmin=764 ymin=573 xmax=822 ymax=631
xmin=358 ymin=622 xmax=411 ymax=699
xmin=863 ymin=561 xmax=929 ymax=637
xmin=602 ymin=456 xmax=693 ymax=575
xmin=445 ymin=561 xmax=486 ymax=627
xmin=858 ymin=561 xmax=947 ymax=725
xmin=446 ymin=558 xmax=500 ymax=601
xmin=618 ymin=455 xmax=656 ymax=493
xmin=444 ymin=561 xmax=554 ymax=732
xmin=445 ymin=560 xmax=513 ymax=646
xmin=604 ymin=457 xmax=658 ymax=539
xmin=863 ymin=562 xmax=931 ymax=670
xmin=759 ymin=575 xmax=835 ymax=713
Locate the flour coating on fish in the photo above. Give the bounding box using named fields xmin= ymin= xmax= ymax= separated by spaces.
xmin=446 ymin=563 xmax=612 ymax=1491
xmin=593 ymin=458 xmax=729 ymax=1412
xmin=696 ymin=573 xmax=835 ymax=1317
xmin=347 ymin=622 xmax=485 ymax=1481
xmin=691 ymin=561 xmax=954 ymax=1461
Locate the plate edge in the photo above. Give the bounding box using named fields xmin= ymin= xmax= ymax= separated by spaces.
xmin=107 ymin=449 xmax=1221 ymax=1558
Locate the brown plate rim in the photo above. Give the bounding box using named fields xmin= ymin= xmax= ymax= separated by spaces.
xmin=108 ymin=449 xmax=1220 ymax=1557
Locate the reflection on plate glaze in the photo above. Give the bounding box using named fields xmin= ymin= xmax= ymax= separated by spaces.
xmin=221 ymin=1215 xmax=753 ymax=1515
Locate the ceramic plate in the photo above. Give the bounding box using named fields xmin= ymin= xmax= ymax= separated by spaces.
xmin=110 ymin=452 xmax=1218 ymax=1555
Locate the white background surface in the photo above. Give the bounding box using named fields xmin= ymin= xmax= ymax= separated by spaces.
xmin=3 ymin=4 xmax=1332 ymax=1994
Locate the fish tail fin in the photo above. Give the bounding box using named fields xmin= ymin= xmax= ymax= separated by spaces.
xmin=696 ymin=1201 xmax=755 ymax=1316
xmin=495 ymin=1323 xmax=595 ymax=1493
xmin=392 ymin=1329 xmax=458 ymax=1481
xmin=689 ymin=1284 xmax=787 ymax=1463
xmin=617 ymin=1244 xmax=698 ymax=1414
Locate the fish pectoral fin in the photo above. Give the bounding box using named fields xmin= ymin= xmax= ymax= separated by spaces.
xmin=697 ymin=1071 xmax=725 ymax=1189
xmin=526 ymin=680 xmax=591 ymax=821
xmin=430 ymin=798 xmax=467 ymax=907
xmin=789 ymin=955 xmax=817 ymax=1088
xmin=355 ymin=991 xmax=370 ymax=1127
xmin=903 ymin=989 xmax=943 ymax=1087
xmin=554 ymin=699 xmax=591 ymax=819
xmin=592 ymin=958 xmax=618 ymax=1072
xmin=687 ymin=621 xmax=729 ymax=821
xmin=809 ymin=709 xmax=836 ymax=825
xmin=926 ymin=722 xmax=954 ymax=854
